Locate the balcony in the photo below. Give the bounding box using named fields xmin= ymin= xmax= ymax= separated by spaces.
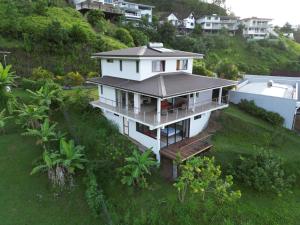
xmin=90 ymin=96 xmax=229 ymax=129
xmin=76 ymin=1 xmax=123 ymax=14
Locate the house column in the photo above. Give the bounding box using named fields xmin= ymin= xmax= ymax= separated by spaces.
xmin=125 ymin=92 xmax=129 ymax=110
xmin=157 ymin=128 xmax=161 ymax=162
xmin=193 ymin=92 xmax=196 ymax=112
xmin=157 ymin=98 xmax=161 ymax=123
xmin=134 ymin=93 xmax=141 ymax=114
xmin=218 ymin=88 xmax=223 ymax=104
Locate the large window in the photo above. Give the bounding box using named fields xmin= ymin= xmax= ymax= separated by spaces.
xmin=176 ymin=59 xmax=188 ymax=70
xmin=136 ymin=123 xmax=157 ymax=139
xmin=152 ymin=60 xmax=165 ymax=72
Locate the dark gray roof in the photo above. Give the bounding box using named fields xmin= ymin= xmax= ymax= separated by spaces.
xmin=92 ymin=46 xmax=203 ymax=58
xmin=87 ymin=72 xmax=236 ymax=98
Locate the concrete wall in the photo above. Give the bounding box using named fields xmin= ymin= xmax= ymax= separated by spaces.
xmin=101 ymin=58 xmax=193 ymax=81
xmin=229 ymin=90 xmax=298 ymax=129
xmin=103 ymin=111 xmax=124 ymax=134
xmin=189 ymin=112 xmax=211 ymax=137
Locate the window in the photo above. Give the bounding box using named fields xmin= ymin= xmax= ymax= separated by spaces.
xmin=136 ymin=122 xmax=157 ymax=139
xmin=119 ymin=60 xmax=123 ymax=71
xmin=176 ymin=59 xmax=188 ymax=70
xmin=107 ymin=59 xmax=113 ymax=63
xmin=136 ymin=60 xmax=140 ymax=73
xmin=152 ymin=60 xmax=165 ymax=72
xmin=100 ymin=85 xmax=103 ymax=95
xmin=194 ymin=114 xmax=202 ymax=120
xmin=196 ymin=93 xmax=200 ymax=98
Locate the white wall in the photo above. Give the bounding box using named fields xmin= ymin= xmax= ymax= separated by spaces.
xmin=128 ymin=121 xmax=159 ymax=158
xmin=99 ymin=85 xmax=116 ymax=103
xmin=102 ymin=58 xmax=193 ymax=81
xmin=103 ymin=111 xmax=124 ymax=134
xmin=189 ymin=112 xmax=211 ymax=137
xmin=229 ymin=90 xmax=298 ymax=129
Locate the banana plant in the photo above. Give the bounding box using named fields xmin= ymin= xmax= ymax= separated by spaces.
xmin=22 ymin=118 xmax=65 ymax=150
xmin=0 ymin=109 xmax=11 ymax=133
xmin=15 ymin=104 xmax=48 ymax=129
xmin=0 ymin=63 xmax=15 ymax=113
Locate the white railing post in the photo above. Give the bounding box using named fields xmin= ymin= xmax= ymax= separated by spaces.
xmin=157 ymin=98 xmax=161 ymax=123
xmin=193 ymin=92 xmax=196 ymax=112
xmin=218 ymin=87 xmax=223 ymax=105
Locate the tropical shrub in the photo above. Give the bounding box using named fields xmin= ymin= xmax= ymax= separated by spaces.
xmin=230 ymin=149 xmax=296 ymax=196
xmin=15 ymin=104 xmax=48 ymax=129
xmin=174 ymin=156 xmax=241 ymax=203
xmin=86 ymin=10 xmax=105 ymax=27
xmin=87 ymin=71 xmax=99 ymax=78
xmin=193 ymin=60 xmax=214 ymax=77
xmin=238 ymin=99 xmax=284 ymax=126
xmin=129 ymin=29 xmax=149 ymax=46
xmin=59 ymin=72 xmax=85 ymax=87
xmin=114 ymin=28 xmax=134 ymax=47
xmin=216 ymin=62 xmax=240 ymax=80
xmin=0 ymin=63 xmax=15 ymax=113
xmin=0 ymin=109 xmax=11 ymax=133
xmin=119 ymin=149 xmax=158 ymax=188
xmin=31 ymin=67 xmax=54 ymax=81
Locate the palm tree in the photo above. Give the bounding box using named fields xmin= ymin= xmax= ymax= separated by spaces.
xmin=120 ymin=149 xmax=158 ymax=188
xmin=0 ymin=63 xmax=15 ymax=113
xmin=0 ymin=109 xmax=11 ymax=133
xmin=15 ymin=104 xmax=48 ymax=129
xmin=22 ymin=118 xmax=64 ymax=150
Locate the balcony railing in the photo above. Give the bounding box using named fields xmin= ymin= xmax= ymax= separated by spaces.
xmin=76 ymin=1 xmax=123 ymax=14
xmin=90 ymin=96 xmax=229 ymax=128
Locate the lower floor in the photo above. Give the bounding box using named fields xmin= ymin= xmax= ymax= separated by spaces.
xmin=103 ymin=110 xmax=212 ymax=161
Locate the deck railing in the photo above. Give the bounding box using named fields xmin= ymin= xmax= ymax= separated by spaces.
xmin=91 ymin=95 xmax=229 ymax=126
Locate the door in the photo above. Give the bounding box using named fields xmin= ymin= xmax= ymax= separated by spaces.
xmin=123 ymin=117 xmax=129 ymax=135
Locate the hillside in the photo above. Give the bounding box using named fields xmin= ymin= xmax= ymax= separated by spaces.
xmin=0 ymin=0 xmax=300 ymax=77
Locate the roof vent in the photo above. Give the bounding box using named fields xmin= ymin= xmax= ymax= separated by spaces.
xmin=148 ymin=42 xmax=164 ymax=48
xmin=267 ymin=80 xmax=274 ymax=87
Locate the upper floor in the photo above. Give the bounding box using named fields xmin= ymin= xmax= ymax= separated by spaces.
xmin=241 ymin=17 xmax=272 ymax=29
xmin=92 ymin=43 xmax=203 ymax=81
xmin=197 ymin=15 xmax=239 ymax=31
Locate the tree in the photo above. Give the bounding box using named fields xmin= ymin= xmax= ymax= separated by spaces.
xmin=0 ymin=109 xmax=11 ymax=133
xmin=216 ymin=61 xmax=240 ymax=80
xmin=174 ymin=156 xmax=241 ymax=203
xmin=31 ymin=139 xmax=87 ymax=187
xmin=114 ymin=28 xmax=134 ymax=47
xmin=22 ymin=118 xmax=64 ymax=150
xmin=280 ymin=22 xmax=293 ymax=33
xmin=0 ymin=63 xmax=15 ymax=113
xmin=129 ymin=29 xmax=149 ymax=46
xmin=69 ymin=24 xmax=88 ymax=43
xmin=119 ymin=149 xmax=158 ymax=188
xmin=15 ymin=104 xmax=48 ymax=129
xmin=158 ymin=22 xmax=176 ymax=45
xmin=86 ymin=10 xmax=105 ymax=27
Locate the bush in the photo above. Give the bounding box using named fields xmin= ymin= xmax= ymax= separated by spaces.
xmin=230 ymin=149 xmax=296 ymax=196
xmin=114 ymin=28 xmax=134 ymax=47
xmin=129 ymin=29 xmax=149 ymax=46
xmin=59 ymin=72 xmax=85 ymax=87
xmin=69 ymin=24 xmax=88 ymax=43
xmin=193 ymin=60 xmax=214 ymax=77
xmin=31 ymin=67 xmax=54 ymax=81
xmin=238 ymin=99 xmax=284 ymax=127
xmin=20 ymin=78 xmax=47 ymax=91
xmin=216 ymin=62 xmax=240 ymax=80
xmin=86 ymin=10 xmax=105 ymax=27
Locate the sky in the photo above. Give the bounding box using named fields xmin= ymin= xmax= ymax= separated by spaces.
xmin=225 ymin=0 xmax=300 ymax=26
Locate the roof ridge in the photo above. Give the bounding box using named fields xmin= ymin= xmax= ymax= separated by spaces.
xmin=137 ymin=46 xmax=147 ymax=56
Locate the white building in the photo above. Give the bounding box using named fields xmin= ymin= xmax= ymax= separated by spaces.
xmin=241 ymin=17 xmax=272 ymax=40
xmin=162 ymin=12 xmax=195 ymax=30
xmin=88 ymin=43 xmax=235 ymax=176
xmin=197 ymin=14 xmax=239 ymax=34
xmin=115 ymin=0 xmax=154 ymax=23
xmin=229 ymin=75 xmax=300 ymax=130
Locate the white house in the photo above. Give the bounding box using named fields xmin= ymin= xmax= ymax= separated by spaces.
xmin=197 ymin=14 xmax=239 ymax=34
xmin=241 ymin=17 xmax=272 ymax=40
xmin=88 ymin=43 xmax=235 ymax=175
xmin=229 ymin=75 xmax=300 ymax=130
xmin=162 ymin=12 xmax=195 ymax=30
xmin=114 ymin=0 xmax=154 ymax=23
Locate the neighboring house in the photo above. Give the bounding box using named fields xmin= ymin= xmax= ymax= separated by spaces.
xmin=229 ymin=75 xmax=300 ymax=130
xmin=161 ymin=12 xmax=195 ymax=31
xmin=88 ymin=43 xmax=235 ymax=178
xmin=283 ymin=33 xmax=295 ymax=40
xmin=72 ymin=0 xmax=154 ymax=22
xmin=196 ymin=14 xmax=239 ymax=34
xmin=241 ymin=17 xmax=272 ymax=40
xmin=114 ymin=0 xmax=154 ymax=23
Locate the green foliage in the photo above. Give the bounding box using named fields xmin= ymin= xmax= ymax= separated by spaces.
xmin=69 ymin=24 xmax=88 ymax=43
xmin=174 ymin=156 xmax=241 ymax=204
xmin=119 ymin=149 xmax=158 ymax=188
xmin=0 ymin=109 xmax=11 ymax=132
xmin=0 ymin=63 xmax=16 ymax=113
xmin=238 ymin=99 xmax=284 ymax=127
xmin=193 ymin=60 xmax=214 ymax=77
xmin=129 ymin=29 xmax=149 ymax=46
xmin=216 ymin=62 xmax=240 ymax=80
xmin=230 ymin=149 xmax=296 ymax=196
xmin=31 ymin=67 xmax=54 ymax=81
xmin=86 ymin=10 xmax=105 ymax=27
xmin=158 ymin=22 xmax=176 ymax=45
xmin=58 ymin=71 xmax=85 ymax=87
xmin=114 ymin=28 xmax=134 ymax=47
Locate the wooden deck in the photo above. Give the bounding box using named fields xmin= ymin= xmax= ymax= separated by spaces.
xmin=160 ymin=133 xmax=213 ymax=162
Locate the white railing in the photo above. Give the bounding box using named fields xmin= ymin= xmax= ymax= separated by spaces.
xmin=91 ymin=96 xmax=229 ymax=126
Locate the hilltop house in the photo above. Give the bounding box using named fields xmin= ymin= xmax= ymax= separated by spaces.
xmin=161 ymin=12 xmax=196 ymax=31
xmin=88 ymin=43 xmax=235 ymax=177
xmin=241 ymin=17 xmax=273 ymax=40
xmin=196 ymin=14 xmax=239 ymax=34
xmin=72 ymin=0 xmax=154 ymax=22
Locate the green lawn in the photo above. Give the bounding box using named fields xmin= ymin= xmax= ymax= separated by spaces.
xmin=1 ymin=89 xmax=300 ymax=225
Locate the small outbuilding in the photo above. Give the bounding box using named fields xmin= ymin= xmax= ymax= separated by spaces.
xmin=229 ymin=75 xmax=300 ymax=130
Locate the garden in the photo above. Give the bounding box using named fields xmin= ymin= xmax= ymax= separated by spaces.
xmin=1 ymin=63 xmax=300 ymax=225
